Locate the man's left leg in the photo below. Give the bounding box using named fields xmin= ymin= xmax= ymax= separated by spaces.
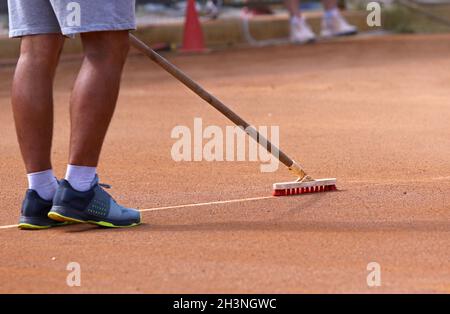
xmin=13 ymin=34 xmax=67 ymax=230
xmin=68 ymin=31 xmax=129 ymax=168
xmin=48 ymin=31 xmax=141 ymax=227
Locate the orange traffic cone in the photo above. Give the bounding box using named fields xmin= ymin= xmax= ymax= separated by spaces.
xmin=181 ymin=0 xmax=206 ymax=52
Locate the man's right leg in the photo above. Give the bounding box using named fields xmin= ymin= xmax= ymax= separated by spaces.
xmin=12 ymin=34 xmax=64 ymax=174
xmin=12 ymin=34 xmax=67 ymax=229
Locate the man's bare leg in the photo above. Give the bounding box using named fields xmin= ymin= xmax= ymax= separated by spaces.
xmin=12 ymin=34 xmax=65 ymax=174
xmin=69 ymin=31 xmax=130 ymax=168
xmin=63 ymin=31 xmax=129 ymax=192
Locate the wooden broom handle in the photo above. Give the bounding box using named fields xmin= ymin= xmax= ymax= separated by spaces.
xmin=129 ymin=34 xmax=300 ymax=172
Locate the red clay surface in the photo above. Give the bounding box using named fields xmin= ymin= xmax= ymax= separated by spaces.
xmin=0 ymin=34 xmax=449 ymax=293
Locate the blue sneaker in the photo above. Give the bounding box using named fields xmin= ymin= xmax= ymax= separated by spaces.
xmin=48 ymin=176 xmax=141 ymax=228
xmin=18 ymin=189 xmax=69 ymax=230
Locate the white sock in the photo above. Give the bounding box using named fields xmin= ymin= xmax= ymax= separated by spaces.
xmin=27 ymin=169 xmax=58 ymax=201
xmin=324 ymin=7 xmax=339 ymax=19
xmin=65 ymin=165 xmax=97 ymax=192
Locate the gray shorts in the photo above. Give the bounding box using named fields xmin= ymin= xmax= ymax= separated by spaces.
xmin=8 ymin=0 xmax=136 ymax=38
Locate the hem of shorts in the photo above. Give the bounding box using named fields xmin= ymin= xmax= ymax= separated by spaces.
xmin=61 ymin=23 xmax=137 ymax=36
xmin=9 ymin=28 xmax=61 ymax=38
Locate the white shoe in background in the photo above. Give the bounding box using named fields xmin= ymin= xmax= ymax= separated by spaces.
xmin=320 ymin=8 xmax=357 ymax=38
xmin=290 ymin=16 xmax=316 ymax=44
xmin=204 ymin=0 xmax=220 ymax=19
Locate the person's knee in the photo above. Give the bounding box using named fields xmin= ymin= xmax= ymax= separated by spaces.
xmin=19 ymin=35 xmax=64 ymax=67
xmin=82 ymin=31 xmax=130 ymax=64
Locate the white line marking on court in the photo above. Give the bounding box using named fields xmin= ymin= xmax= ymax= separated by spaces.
xmin=0 ymin=224 xmax=19 ymax=230
xmin=0 ymin=196 xmax=274 ymax=230
xmin=139 ymin=196 xmax=274 ymax=212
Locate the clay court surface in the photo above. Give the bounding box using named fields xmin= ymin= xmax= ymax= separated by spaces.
xmin=0 ymin=34 xmax=449 ymax=293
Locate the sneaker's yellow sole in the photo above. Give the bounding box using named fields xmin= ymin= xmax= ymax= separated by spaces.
xmin=18 ymin=223 xmax=51 ymax=230
xmin=48 ymin=211 xmax=141 ymax=228
xmin=18 ymin=221 xmax=70 ymax=230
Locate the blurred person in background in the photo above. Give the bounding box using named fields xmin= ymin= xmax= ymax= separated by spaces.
xmin=285 ymin=0 xmax=357 ymax=43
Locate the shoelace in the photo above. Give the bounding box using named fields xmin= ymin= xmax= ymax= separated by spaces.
xmin=98 ymin=182 xmax=120 ymax=204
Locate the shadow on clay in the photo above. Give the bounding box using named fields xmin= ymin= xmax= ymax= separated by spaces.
xmin=62 ymin=219 xmax=450 ymax=234
xmin=56 ymin=188 xmax=449 ymax=234
xmin=139 ymin=219 xmax=450 ymax=233
xmin=58 ymin=191 xmax=336 ymax=233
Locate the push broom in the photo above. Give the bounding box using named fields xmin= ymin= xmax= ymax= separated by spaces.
xmin=129 ymin=34 xmax=337 ymax=196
